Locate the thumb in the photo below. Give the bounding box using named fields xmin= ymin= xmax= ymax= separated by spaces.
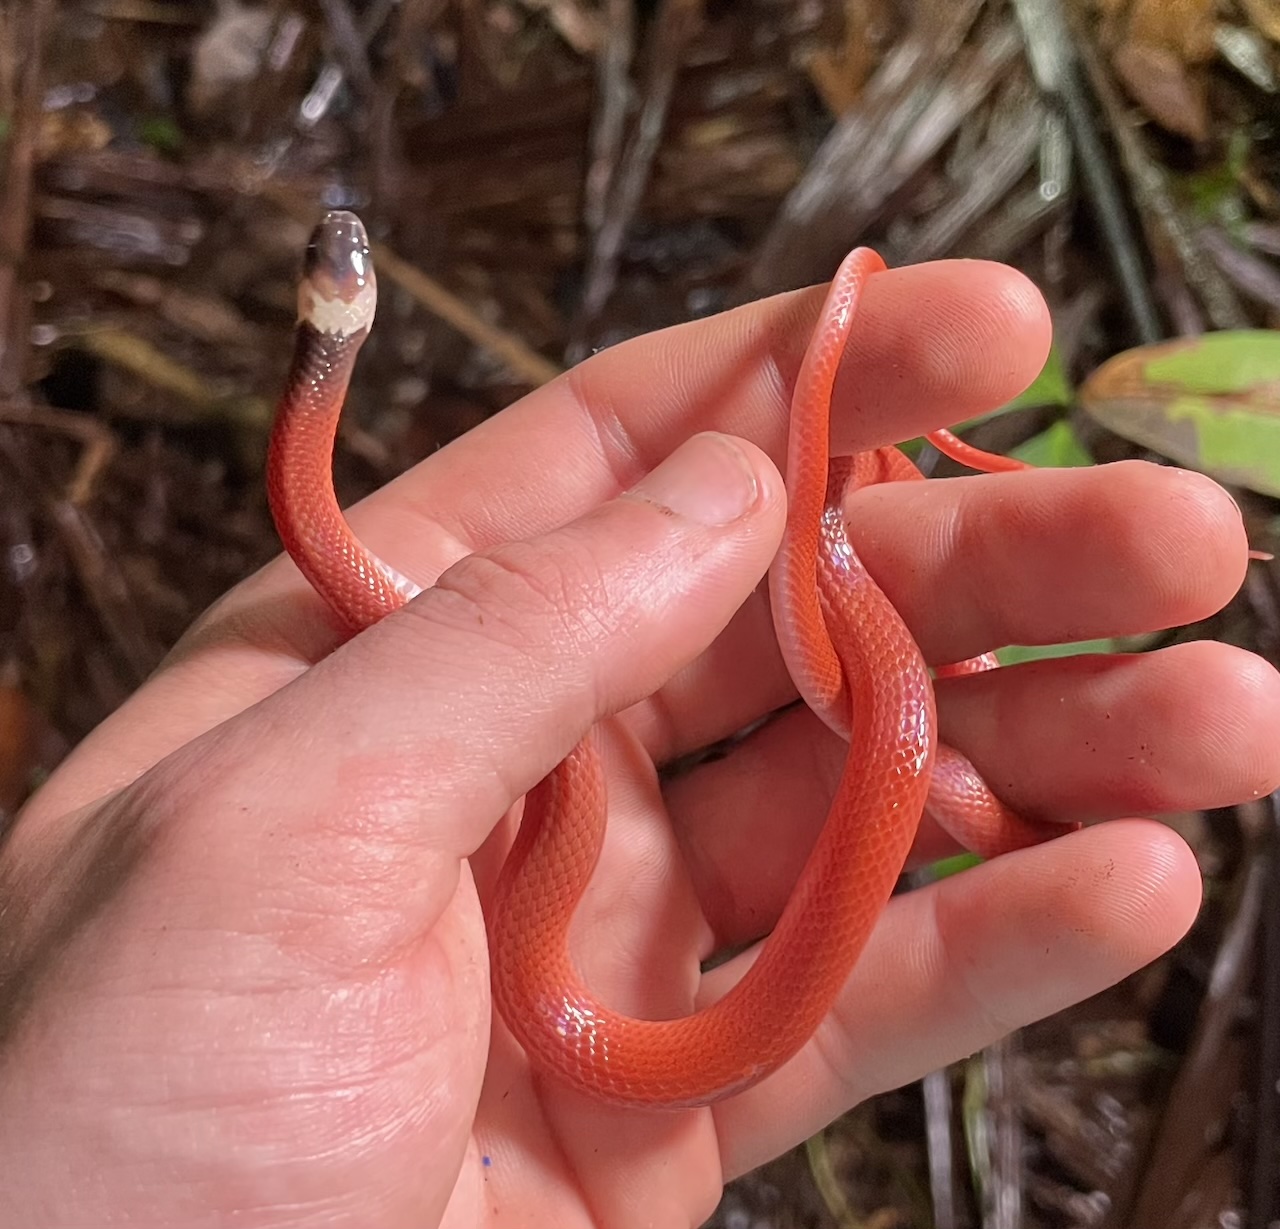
xmin=161 ymin=428 xmax=785 ymax=909
xmin=0 ymin=430 xmax=784 ymax=1227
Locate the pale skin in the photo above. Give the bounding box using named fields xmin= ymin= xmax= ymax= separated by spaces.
xmin=2 ymin=260 xmax=1278 ymax=1229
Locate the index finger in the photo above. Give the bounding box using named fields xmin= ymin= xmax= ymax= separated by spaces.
xmin=222 ymin=258 xmax=1050 ymax=641
xmin=377 ymin=258 xmax=1050 ymax=562
xmin=32 ymin=259 xmax=1050 ymax=817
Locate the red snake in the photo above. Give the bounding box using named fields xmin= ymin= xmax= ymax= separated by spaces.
xmin=268 ymin=211 xmax=1061 ymax=1110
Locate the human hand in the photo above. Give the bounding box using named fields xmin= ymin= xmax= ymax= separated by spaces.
xmin=3 ymin=260 xmax=1277 ymax=1229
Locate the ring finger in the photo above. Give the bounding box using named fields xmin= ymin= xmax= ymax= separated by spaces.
xmin=661 ymin=640 xmax=1280 ymax=950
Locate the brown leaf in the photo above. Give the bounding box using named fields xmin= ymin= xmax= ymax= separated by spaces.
xmin=0 ymin=681 xmax=36 ymax=818
xmin=806 ymin=0 xmax=895 ymax=116
xmin=1112 ymin=39 xmax=1210 ymax=141
xmin=1126 ymin=0 xmax=1217 ymax=60
xmin=1241 ymin=0 xmax=1280 ymax=42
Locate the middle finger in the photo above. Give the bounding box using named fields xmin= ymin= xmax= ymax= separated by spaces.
xmin=663 ymin=639 xmax=1280 ymax=950
xmin=625 ymin=459 xmax=1250 ymax=763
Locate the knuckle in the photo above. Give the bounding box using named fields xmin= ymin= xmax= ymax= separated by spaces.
xmin=424 ymin=534 xmax=617 ymax=661
xmin=930 ymin=885 xmax=1022 ymax=1038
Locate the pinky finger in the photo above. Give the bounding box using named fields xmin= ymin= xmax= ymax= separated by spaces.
xmin=708 ymin=819 xmax=1202 ymax=1178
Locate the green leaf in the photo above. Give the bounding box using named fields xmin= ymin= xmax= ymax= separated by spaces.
xmin=924 ymin=851 xmax=983 ymax=879
xmin=997 ymin=638 xmax=1126 ymax=666
xmin=1183 ymin=127 xmax=1251 ymax=230
xmin=1010 ymin=419 xmax=1092 ymax=467
xmin=1143 ymin=330 xmax=1280 ymax=394
xmin=139 ymin=116 xmax=183 ymax=155
xmin=1080 ymin=330 xmax=1280 ymax=497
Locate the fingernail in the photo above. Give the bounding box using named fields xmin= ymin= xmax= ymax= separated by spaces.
xmin=627 ymin=433 xmax=760 ymax=526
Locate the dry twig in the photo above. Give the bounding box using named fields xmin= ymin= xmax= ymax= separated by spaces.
xmin=568 ymin=0 xmax=702 ymax=363
xmin=0 ymin=0 xmax=52 ymax=394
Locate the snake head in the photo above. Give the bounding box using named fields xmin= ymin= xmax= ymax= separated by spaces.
xmin=298 ymin=210 xmax=377 ymax=337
